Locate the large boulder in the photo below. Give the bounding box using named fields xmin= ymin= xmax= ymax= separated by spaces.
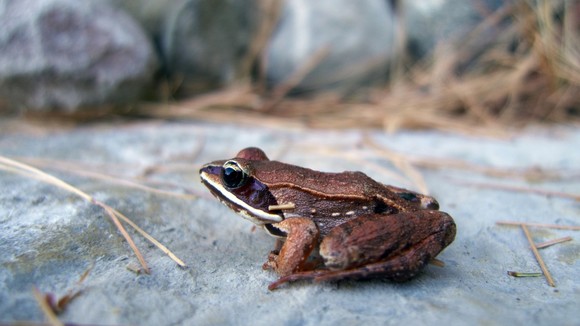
xmin=160 ymin=0 xmax=261 ymax=94
xmin=0 ymin=0 xmax=158 ymax=112
xmin=403 ymin=0 xmax=506 ymax=58
xmin=264 ymin=0 xmax=399 ymax=94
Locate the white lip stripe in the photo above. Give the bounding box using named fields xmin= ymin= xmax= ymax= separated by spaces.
xmin=200 ymin=172 xmax=283 ymax=223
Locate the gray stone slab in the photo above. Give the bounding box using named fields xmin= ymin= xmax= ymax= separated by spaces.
xmin=0 ymin=120 xmax=578 ymax=325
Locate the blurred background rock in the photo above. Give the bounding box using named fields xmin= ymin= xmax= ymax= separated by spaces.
xmin=0 ymin=0 xmax=577 ymax=128
xmin=0 ymin=0 xmax=158 ymax=112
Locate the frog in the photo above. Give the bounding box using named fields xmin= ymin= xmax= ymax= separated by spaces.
xmin=199 ymin=147 xmax=456 ymax=290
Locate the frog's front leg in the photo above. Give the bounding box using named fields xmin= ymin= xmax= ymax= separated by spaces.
xmin=262 ymin=217 xmax=320 ymax=277
xmin=269 ymin=211 xmax=456 ymax=290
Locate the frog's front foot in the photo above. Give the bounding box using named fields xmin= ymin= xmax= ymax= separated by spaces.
xmin=262 ymin=250 xmax=280 ymax=271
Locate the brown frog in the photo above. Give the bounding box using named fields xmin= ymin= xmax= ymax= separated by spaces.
xmin=199 ymin=147 xmax=456 ymax=290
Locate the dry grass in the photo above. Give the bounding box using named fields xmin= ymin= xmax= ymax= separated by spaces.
xmin=131 ymin=0 xmax=579 ymax=134
xmin=7 ymin=1 xmax=576 ymax=134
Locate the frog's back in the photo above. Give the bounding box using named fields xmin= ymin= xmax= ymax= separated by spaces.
xmin=253 ymin=160 xmax=390 ymax=199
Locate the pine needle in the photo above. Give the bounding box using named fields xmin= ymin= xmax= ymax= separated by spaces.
xmin=521 ymin=224 xmax=556 ymax=287
xmin=498 ymin=221 xmax=578 ymax=287
xmin=535 ymin=236 xmax=573 ymax=249
xmin=453 ymin=180 xmax=580 ymax=201
xmin=99 ymin=203 xmax=150 ymax=273
xmin=32 ymin=287 xmax=63 ymax=326
xmin=18 ymin=157 xmax=198 ymax=200
xmin=496 ymin=221 xmax=580 ymax=230
xmin=0 ymin=155 xmax=187 ymax=271
xmin=507 ymin=271 xmax=543 ymax=277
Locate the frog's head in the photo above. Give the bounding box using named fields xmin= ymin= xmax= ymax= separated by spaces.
xmin=199 ymin=148 xmax=283 ymax=225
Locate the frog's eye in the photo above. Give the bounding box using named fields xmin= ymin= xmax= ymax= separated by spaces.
xmin=222 ymin=161 xmax=248 ymax=189
xmin=398 ymin=192 xmax=418 ymax=202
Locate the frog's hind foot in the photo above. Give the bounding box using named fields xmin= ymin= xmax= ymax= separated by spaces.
xmin=268 ymin=261 xmax=420 ymax=290
xmin=268 ymin=270 xmax=330 ymax=290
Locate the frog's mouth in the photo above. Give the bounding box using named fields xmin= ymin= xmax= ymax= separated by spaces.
xmin=200 ymin=169 xmax=283 ymax=225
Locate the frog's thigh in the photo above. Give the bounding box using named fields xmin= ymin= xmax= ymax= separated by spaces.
xmin=270 ymin=217 xmax=320 ymax=276
xmin=316 ymin=234 xmax=443 ymax=283
xmin=319 ymin=211 xmax=455 ymax=271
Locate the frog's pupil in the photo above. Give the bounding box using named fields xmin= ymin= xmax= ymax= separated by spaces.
xmin=223 ymin=166 xmax=246 ymax=188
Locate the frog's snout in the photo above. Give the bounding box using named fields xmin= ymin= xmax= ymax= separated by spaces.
xmin=423 ymin=198 xmax=439 ymax=210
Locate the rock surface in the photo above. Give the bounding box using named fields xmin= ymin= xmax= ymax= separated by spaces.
xmin=0 ymin=0 xmax=157 ymax=112
xmin=0 ymin=119 xmax=578 ymax=324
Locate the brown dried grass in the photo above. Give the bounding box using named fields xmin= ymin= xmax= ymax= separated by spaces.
xmin=137 ymin=0 xmax=579 ymax=134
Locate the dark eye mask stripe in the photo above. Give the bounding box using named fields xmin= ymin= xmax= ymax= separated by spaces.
xmin=200 ymin=172 xmax=283 ymax=223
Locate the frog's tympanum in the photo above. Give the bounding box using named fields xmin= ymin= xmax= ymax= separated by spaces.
xmin=200 ymin=147 xmax=456 ymax=290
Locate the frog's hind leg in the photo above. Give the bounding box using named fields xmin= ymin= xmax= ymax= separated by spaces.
xmin=268 ymin=231 xmax=448 ymax=290
xmin=268 ymin=211 xmax=456 ymax=290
